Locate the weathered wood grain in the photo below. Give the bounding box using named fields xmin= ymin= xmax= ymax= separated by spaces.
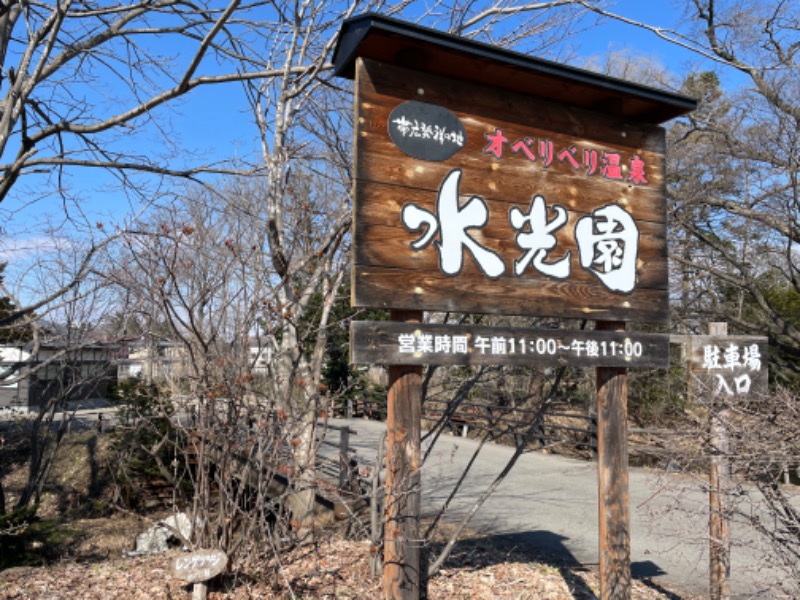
xmin=687 ymin=335 xmax=769 ymax=400
xmin=350 ymin=320 xmax=670 ymax=368
xmin=354 ymin=220 xmax=668 ymax=287
xmin=353 ymin=57 xmax=670 ymax=323
xmin=596 ymin=321 xmax=631 ymax=600
xmin=383 ymin=310 xmax=423 ymax=600
xmin=358 ymin=58 xmax=668 ymax=153
xmin=355 ymin=163 xmax=667 ymax=225
xmin=352 ymin=266 xmax=668 ymax=323
xmin=705 ymin=323 xmax=730 ymax=600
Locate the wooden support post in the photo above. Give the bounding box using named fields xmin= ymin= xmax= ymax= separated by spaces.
xmin=708 ymin=322 xmax=730 ymax=600
xmin=339 ymin=426 xmax=351 ymax=490
xmin=192 ymin=582 xmax=207 ymax=600
xmin=596 ymin=320 xmax=631 ymax=599
xmin=383 ymin=309 xmax=423 ymax=600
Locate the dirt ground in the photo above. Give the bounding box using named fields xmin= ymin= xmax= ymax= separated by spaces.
xmin=0 ymin=523 xmax=696 ymax=599
xmin=0 ymin=430 xmax=697 ymax=599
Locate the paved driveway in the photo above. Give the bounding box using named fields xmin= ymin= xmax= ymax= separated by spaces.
xmin=331 ymin=417 xmax=792 ymax=598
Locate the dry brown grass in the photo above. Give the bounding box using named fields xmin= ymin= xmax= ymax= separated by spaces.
xmin=0 ymin=429 xmax=697 ymax=599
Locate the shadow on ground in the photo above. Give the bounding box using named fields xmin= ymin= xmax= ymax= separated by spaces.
xmin=427 ymin=530 xmax=686 ymax=600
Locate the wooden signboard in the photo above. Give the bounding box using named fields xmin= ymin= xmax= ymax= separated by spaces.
xmin=351 ymin=321 xmax=669 ymax=368
xmin=353 ymin=58 xmax=669 ymax=323
xmin=687 ymin=335 xmax=768 ymax=400
xmin=335 ymin=14 xmax=696 ymax=600
xmin=173 ymin=549 xmax=228 ymax=584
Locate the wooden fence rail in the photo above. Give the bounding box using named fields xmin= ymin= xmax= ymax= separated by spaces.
xmin=422 ymin=399 xmax=598 ymax=454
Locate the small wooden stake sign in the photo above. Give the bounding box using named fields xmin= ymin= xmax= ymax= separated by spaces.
xmin=707 ymin=323 xmax=731 ymax=600
xmin=681 ymin=323 xmax=768 ymax=600
xmin=670 ymin=323 xmax=769 ymax=599
xmin=333 ymin=13 xmax=696 ymax=600
xmin=174 ymin=548 xmax=228 ymax=600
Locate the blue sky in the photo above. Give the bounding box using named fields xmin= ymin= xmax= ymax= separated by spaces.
xmin=573 ymin=0 xmax=689 ymax=64
xmin=565 ymin=0 xmax=739 ymax=84
xmin=120 ymin=1 xmax=743 ymax=179
xmin=0 ymin=1 xmax=740 ymax=271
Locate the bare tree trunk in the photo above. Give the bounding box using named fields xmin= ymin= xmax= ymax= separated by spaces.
xmin=286 ymin=387 xmax=319 ymax=537
xmin=370 ymin=431 xmax=387 ymax=578
xmin=17 ymin=398 xmax=71 ymax=509
xmin=0 ymin=476 xmax=6 ymax=516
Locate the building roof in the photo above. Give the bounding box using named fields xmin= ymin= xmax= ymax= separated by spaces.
xmin=333 ymin=13 xmax=696 ymax=124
